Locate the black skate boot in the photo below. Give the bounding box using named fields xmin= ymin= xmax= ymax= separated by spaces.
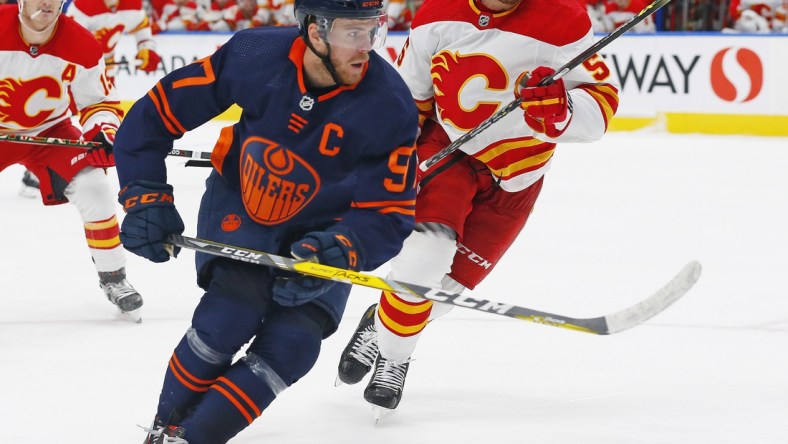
xmin=364 ymin=354 xmax=410 ymax=418
xmin=99 ymin=267 xmax=143 ymax=321
xmin=142 ymin=415 xmax=188 ymax=444
xmin=336 ymin=304 xmax=379 ymax=385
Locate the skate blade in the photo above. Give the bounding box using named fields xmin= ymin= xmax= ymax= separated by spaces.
xmin=117 ymin=307 xmax=142 ymax=323
xmin=334 ymin=375 xmax=345 ymax=387
xmin=371 ymin=405 xmax=393 ymax=424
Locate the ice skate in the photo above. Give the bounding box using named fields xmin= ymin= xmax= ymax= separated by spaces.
xmin=99 ymin=267 xmax=143 ymax=323
xmin=363 ymin=354 xmax=410 ymax=419
xmin=142 ymin=416 xmax=188 ymax=444
xmin=18 ymin=170 xmax=40 ymax=198
xmin=336 ymin=303 xmax=379 ymax=386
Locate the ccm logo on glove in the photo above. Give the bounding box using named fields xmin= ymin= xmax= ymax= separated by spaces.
xmin=121 ymin=191 xmax=175 ymax=210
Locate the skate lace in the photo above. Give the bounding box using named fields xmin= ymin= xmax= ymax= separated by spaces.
xmin=372 ymin=358 xmax=410 ymax=393
xmin=102 ymin=280 xmax=138 ymax=303
xmin=348 ymin=326 xmax=378 ymax=367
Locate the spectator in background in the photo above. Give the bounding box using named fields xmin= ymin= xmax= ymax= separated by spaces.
xmin=190 ymin=0 xmax=235 ymax=31
xmin=729 ymin=0 xmax=787 ymax=32
xmin=605 ymin=0 xmax=655 ymax=32
xmin=225 ymin=0 xmax=271 ymax=30
xmin=578 ymin=0 xmax=609 ymax=32
xmin=153 ymin=0 xmax=204 ymax=32
xmin=66 ymin=0 xmax=163 ymax=83
xmin=267 ymin=0 xmax=295 ymax=25
xmin=385 ymin=0 xmax=413 ymax=30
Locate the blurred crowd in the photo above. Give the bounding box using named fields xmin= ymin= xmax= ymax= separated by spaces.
xmin=140 ymin=0 xmax=786 ymax=34
xmin=0 ymin=0 xmax=785 ymax=33
xmin=583 ymin=0 xmax=786 ymax=33
xmin=143 ymin=0 xmax=422 ymax=33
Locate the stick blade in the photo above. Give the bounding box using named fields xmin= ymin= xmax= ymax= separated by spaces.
xmin=604 ymin=260 xmax=702 ymax=334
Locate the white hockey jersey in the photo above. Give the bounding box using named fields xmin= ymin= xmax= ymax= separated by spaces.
xmin=66 ymin=0 xmax=156 ymax=74
xmin=0 ymin=7 xmax=123 ymax=137
xmin=398 ymin=0 xmax=620 ymax=192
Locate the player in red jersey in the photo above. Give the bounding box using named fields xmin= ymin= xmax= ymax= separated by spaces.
xmin=66 ymin=0 xmax=162 ymax=84
xmin=337 ymin=0 xmax=620 ymax=417
xmin=0 ymin=0 xmax=143 ymax=319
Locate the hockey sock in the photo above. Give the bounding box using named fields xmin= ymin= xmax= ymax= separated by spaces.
xmin=178 ymin=308 xmax=325 ymax=444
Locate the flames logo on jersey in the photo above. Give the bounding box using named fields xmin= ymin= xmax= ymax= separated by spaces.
xmin=0 ymin=77 xmax=61 ymax=129
xmin=240 ymin=137 xmax=321 ymax=225
xmin=93 ymin=25 xmax=125 ymax=54
xmin=431 ymin=50 xmax=508 ymax=132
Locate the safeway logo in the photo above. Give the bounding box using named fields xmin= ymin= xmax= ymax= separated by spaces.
xmin=710 ymin=47 xmax=763 ymax=103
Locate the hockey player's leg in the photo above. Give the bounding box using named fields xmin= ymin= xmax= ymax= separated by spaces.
xmin=363 ymin=223 xmax=457 ymax=412
xmin=64 ymin=167 xmax=143 ymax=320
xmin=147 ymin=259 xmax=273 ymax=443
xmin=177 ymin=304 xmax=329 ymax=444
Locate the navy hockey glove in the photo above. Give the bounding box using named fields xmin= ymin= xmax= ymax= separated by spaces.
xmin=273 ymin=230 xmax=364 ymax=307
xmin=118 ymin=180 xmax=185 ymax=263
xmin=83 ymin=123 xmax=117 ymax=168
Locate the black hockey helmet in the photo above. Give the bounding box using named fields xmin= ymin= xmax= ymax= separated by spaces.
xmin=294 ymin=0 xmax=388 ymax=50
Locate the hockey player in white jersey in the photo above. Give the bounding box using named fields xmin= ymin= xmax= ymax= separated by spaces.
xmin=337 ymin=0 xmax=620 ymax=418
xmin=0 ymin=0 xmax=143 ymax=320
xmin=66 ymin=0 xmax=162 ymax=84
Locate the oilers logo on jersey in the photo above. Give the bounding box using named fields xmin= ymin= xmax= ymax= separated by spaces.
xmin=240 ymin=136 xmax=320 ymax=225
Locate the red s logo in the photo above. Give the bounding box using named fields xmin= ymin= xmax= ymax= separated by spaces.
xmin=710 ymin=47 xmax=763 ymax=103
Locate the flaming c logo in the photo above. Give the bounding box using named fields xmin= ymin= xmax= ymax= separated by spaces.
xmin=710 ymin=47 xmax=763 ymax=103
xmin=94 ymin=25 xmax=125 ymax=54
xmin=0 ymin=77 xmax=61 ymax=128
xmin=431 ymin=50 xmax=508 ymax=131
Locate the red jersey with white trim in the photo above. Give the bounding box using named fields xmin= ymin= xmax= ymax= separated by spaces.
xmin=398 ymin=0 xmax=620 ymax=192
xmin=0 ymin=6 xmax=122 ymax=136
xmin=66 ymin=0 xmax=155 ymax=68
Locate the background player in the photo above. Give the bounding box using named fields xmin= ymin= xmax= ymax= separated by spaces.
xmin=111 ymin=0 xmax=419 ymax=440
xmin=336 ymin=0 xmax=620 ymax=417
xmin=0 ymin=0 xmax=143 ymax=318
xmin=66 ymin=0 xmax=162 ymax=85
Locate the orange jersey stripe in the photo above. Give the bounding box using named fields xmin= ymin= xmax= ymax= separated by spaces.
xmin=217 ymin=377 xmax=262 ymax=417
xmin=211 ymin=385 xmax=254 ymax=424
xmin=211 ymin=125 xmax=235 ymax=175
xmin=147 ymin=89 xmax=179 ymax=135
xmin=168 ymin=360 xmax=211 ymax=393
xmin=171 ymin=353 xmax=217 ymax=386
xmin=155 ymin=83 xmax=187 ymax=134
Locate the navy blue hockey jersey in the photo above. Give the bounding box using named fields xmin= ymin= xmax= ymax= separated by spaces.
xmin=114 ymin=26 xmax=420 ymax=272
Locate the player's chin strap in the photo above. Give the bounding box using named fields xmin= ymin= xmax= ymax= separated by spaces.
xmin=303 ymin=37 xmax=344 ymax=87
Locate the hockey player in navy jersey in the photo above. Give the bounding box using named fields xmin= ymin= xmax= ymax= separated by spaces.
xmin=111 ymin=0 xmax=419 ymax=441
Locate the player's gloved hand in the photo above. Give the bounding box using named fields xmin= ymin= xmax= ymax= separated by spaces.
xmin=135 ymin=42 xmax=162 ymax=73
xmin=515 ymin=66 xmax=572 ymax=138
xmin=273 ymin=229 xmax=364 ymax=307
xmin=83 ymin=123 xmax=117 ymax=168
xmin=118 ymin=180 xmax=185 ymax=263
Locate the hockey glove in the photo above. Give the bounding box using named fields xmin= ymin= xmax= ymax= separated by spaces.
xmin=135 ymin=42 xmax=162 ymax=73
xmin=273 ymin=229 xmax=364 ymax=307
xmin=515 ymin=66 xmax=572 ymax=138
xmin=118 ymin=180 xmax=185 ymax=263
xmin=83 ymin=123 xmax=117 ymax=168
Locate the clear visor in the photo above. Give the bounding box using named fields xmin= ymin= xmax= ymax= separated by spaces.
xmin=320 ymin=14 xmax=388 ymax=50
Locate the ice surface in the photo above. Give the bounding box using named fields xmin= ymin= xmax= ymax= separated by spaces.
xmin=1 ymin=124 xmax=786 ymax=443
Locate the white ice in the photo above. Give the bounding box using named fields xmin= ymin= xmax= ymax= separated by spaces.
xmin=1 ymin=123 xmax=786 ymax=444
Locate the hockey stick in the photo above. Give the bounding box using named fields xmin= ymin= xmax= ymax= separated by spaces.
xmin=167 ymin=234 xmax=701 ymax=335
xmin=0 ymin=134 xmax=212 ymax=161
xmin=418 ymin=0 xmax=674 ymax=172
